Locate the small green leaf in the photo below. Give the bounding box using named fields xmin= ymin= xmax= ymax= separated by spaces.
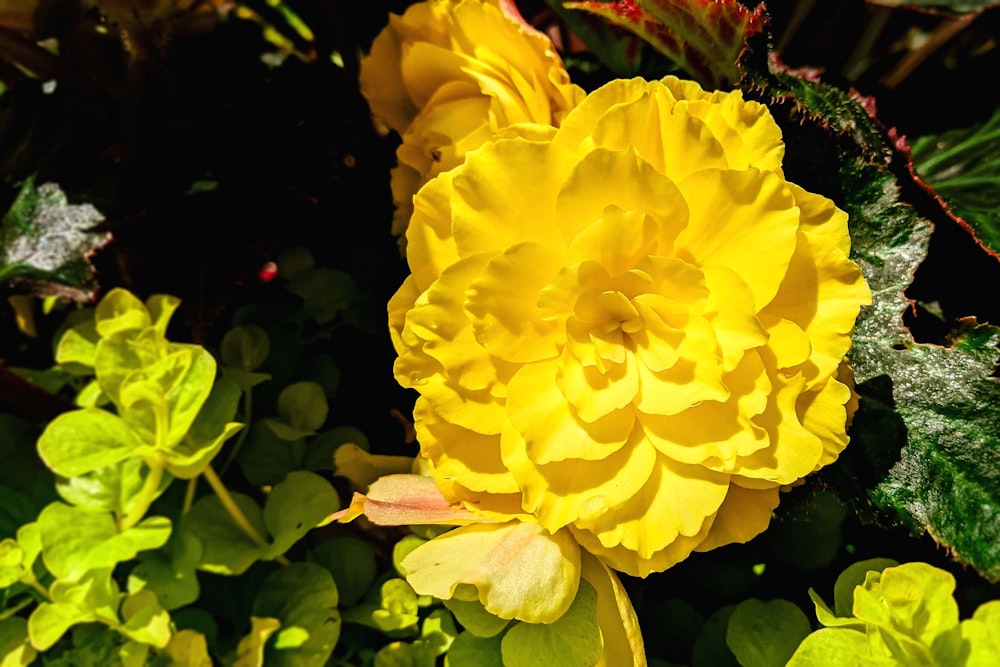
xmin=725 ymin=599 xmax=812 ymax=667
xmin=158 ymin=629 xmax=213 ymax=667
xmin=0 ymin=179 xmax=110 ymax=300
xmin=287 ymin=268 xmax=361 ymax=324
xmin=309 ymin=537 xmax=376 ymax=608
xmin=55 ymin=319 xmax=99 ymax=369
xmin=500 ymin=580 xmax=601 ymax=667
xmin=445 ymin=630 xmax=504 ymax=667
xmin=393 ymin=535 xmax=428 ymax=577
xmin=263 ymin=471 xmax=340 ymax=558
xmin=94 ymin=289 xmax=151 ymax=337
xmin=237 ymin=422 xmax=305 ymax=486
xmin=444 ymin=598 xmax=510 ymax=639
xmin=233 ymin=617 xmax=281 ymax=667
xmin=28 ymin=568 xmax=121 ymax=651
xmin=833 ymin=559 xmax=899 ymax=618
xmin=38 ymin=503 xmax=171 ymax=580
xmin=221 ymin=325 xmax=271 ymax=372
xmin=911 ymin=105 xmax=1000 ymax=257
xmin=55 ymin=457 xmax=149 ymax=515
xmin=692 ymin=605 xmax=739 ymax=667
xmin=276 ymin=247 xmax=315 ymax=281
xmin=120 ymin=589 xmax=171 ymax=648
xmin=37 ymin=409 xmax=143 ymax=479
xmin=787 ymin=627 xmax=885 ymax=666
xmin=372 ymin=579 xmax=420 ymax=633
xmin=0 ymin=616 xmax=36 ymax=666
xmin=251 ymin=563 xmax=341 ymax=667
xmin=128 ymin=531 xmax=202 ymax=611
xmin=265 ymin=382 xmax=328 ymax=441
xmin=182 ymin=493 xmax=265 ymax=575
xmin=420 ymin=609 xmax=457 ymax=656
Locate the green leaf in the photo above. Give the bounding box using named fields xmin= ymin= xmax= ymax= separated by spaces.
xmin=911 ymin=105 xmax=1000 ymax=258
xmin=55 ymin=318 xmax=100 ymax=370
xmin=444 ymin=598 xmax=510 ymax=639
xmin=181 ymin=493 xmax=265 ymax=575
xmin=372 ymin=579 xmax=420 ymax=633
xmin=221 ymin=325 xmax=271 ymax=372
xmin=233 ymin=616 xmax=281 ymax=667
xmin=833 ymin=559 xmax=899 ymax=618
xmin=157 ymin=629 xmax=213 ymax=667
xmin=500 ymin=580 xmax=601 ymax=667
xmin=787 ymin=627 xmax=886 ymax=666
xmin=263 ymin=471 xmax=340 ymax=558
xmin=119 ymin=589 xmax=171 ymax=648
xmin=55 ymin=457 xmax=150 ymax=515
xmin=37 ymin=503 xmax=171 ymax=580
xmin=420 ymin=609 xmax=457 ymax=656
xmin=0 ymin=179 xmax=110 ymax=301
xmin=128 ymin=531 xmax=202 ymax=611
xmin=251 ymin=563 xmax=341 ymax=667
xmin=445 ymin=631 xmax=504 ymax=667
xmin=393 ymin=535 xmax=428 ymax=578
xmin=286 ymin=268 xmax=361 ymax=324
xmin=0 ymin=616 xmax=36 ymax=666
xmin=309 ymin=537 xmax=376 ymax=608
xmin=692 ymin=605 xmax=739 ymax=667
xmin=28 ymin=569 xmax=121 ymax=651
xmin=94 ymin=289 xmax=152 ymax=338
xmin=542 ymin=0 xmax=644 ymax=76
xmin=867 ymin=0 xmax=999 ymax=14
xmin=37 ymin=408 xmax=143 ymax=479
xmin=265 ymin=382 xmax=328 ymax=441
xmin=237 ymin=422 xmax=305 ymax=486
xmin=564 ymin=0 xmax=765 ymax=89
xmin=725 ymin=599 xmax=812 ymax=667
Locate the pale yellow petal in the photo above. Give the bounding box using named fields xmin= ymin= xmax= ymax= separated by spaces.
xmin=582 ymin=551 xmax=647 ymax=667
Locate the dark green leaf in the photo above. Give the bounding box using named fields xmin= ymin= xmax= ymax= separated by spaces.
xmin=446 ymin=630 xmax=504 ymax=667
xmin=309 ymin=537 xmax=377 ymax=608
xmin=542 ymin=0 xmax=644 ymax=77
xmin=500 ymin=580 xmax=601 ymax=667
xmin=237 ymin=421 xmax=306 ymax=486
xmin=911 ymin=105 xmax=1000 ymax=258
xmin=0 ymin=179 xmax=110 ymax=300
xmin=182 ymin=493 xmax=266 ymax=575
xmin=263 ymin=471 xmax=340 ymax=558
xmin=725 ymin=599 xmax=812 ymax=667
xmin=252 ymin=563 xmax=341 ymax=667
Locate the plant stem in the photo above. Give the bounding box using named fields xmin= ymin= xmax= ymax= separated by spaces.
xmin=219 ymin=387 xmax=253 ymax=475
xmin=119 ymin=461 xmax=166 ymax=531
xmin=182 ymin=477 xmax=198 ymax=515
xmin=202 ymin=465 xmax=290 ymax=565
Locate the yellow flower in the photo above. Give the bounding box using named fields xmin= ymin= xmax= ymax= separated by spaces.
xmin=359 ymin=0 xmax=584 ymax=239
xmin=390 ymin=76 xmax=872 ymax=577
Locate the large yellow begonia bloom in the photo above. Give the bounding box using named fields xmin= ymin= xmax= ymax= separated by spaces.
xmin=360 ymin=0 xmax=584 ymax=239
xmin=390 ymin=76 xmax=872 ymax=577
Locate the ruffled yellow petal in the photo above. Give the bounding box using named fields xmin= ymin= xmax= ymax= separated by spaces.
xmin=571 ymin=519 xmax=711 ymax=578
xmin=693 ymin=483 xmax=780 ymax=552
xmin=401 ymin=521 xmax=581 ymax=624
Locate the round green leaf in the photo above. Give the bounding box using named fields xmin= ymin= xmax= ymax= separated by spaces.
xmin=251 ymin=563 xmax=341 ymax=667
xmin=787 ymin=627 xmax=890 ymax=666
xmin=446 ymin=630 xmax=504 ymax=667
xmin=264 ymin=471 xmax=340 ymax=558
xmin=37 ymin=409 xmax=141 ymax=478
xmin=0 ymin=616 xmax=36 ymax=666
xmin=238 ymin=422 xmax=306 ymax=486
xmin=726 ymin=598 xmax=812 ymax=667
xmin=309 ymin=537 xmax=377 ymax=608
xmin=444 ymin=598 xmax=510 ymax=639
xmin=182 ymin=493 xmax=266 ymax=575
xmin=221 ymin=325 xmax=271 ymax=372
xmin=500 ymin=580 xmax=601 ymax=667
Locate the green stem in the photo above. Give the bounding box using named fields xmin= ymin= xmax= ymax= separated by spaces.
xmin=119 ymin=462 xmax=166 ymax=531
xmin=202 ymin=465 xmax=290 ymax=565
xmin=220 ymin=387 xmax=253 ymax=475
xmin=182 ymin=477 xmax=198 ymax=515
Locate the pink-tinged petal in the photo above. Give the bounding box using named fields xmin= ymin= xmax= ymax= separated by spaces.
xmin=674 ymin=168 xmax=799 ymax=308
xmin=508 ymin=361 xmax=635 ymax=463
xmin=401 ymin=521 xmax=582 ymax=624
xmin=581 ymin=551 xmax=647 ymax=667
xmin=694 ymin=484 xmax=780 ymax=552
xmin=337 ymin=474 xmax=486 ymax=526
xmin=556 ymin=147 xmax=688 ymax=251
xmin=502 ymin=421 xmax=657 ymax=531
xmin=466 ymin=242 xmax=565 ymax=363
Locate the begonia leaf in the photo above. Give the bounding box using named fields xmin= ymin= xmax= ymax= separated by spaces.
xmin=251 ymin=563 xmax=341 ymax=667
xmin=37 ymin=408 xmax=143 ymax=479
xmin=0 ymin=179 xmax=110 ymax=301
xmin=37 ymin=503 xmax=171 ymax=580
xmin=182 ymin=493 xmax=266 ymax=575
xmin=265 ymin=381 xmax=328 ymax=441
xmin=309 ymin=537 xmax=376 ymax=608
xmin=263 ymin=471 xmax=340 ymax=558
xmin=0 ymin=616 xmax=35 ymax=666
xmin=910 ymin=105 xmax=1000 ymax=258
xmin=564 ymin=0 xmax=765 ymax=89
xmin=753 ymin=62 xmax=1000 ymax=581
xmin=541 ymin=0 xmax=644 ymax=76
xmin=867 ymin=0 xmax=1000 ymax=14
xmin=445 ymin=631 xmax=504 ymax=667
xmin=500 ymin=580 xmax=601 ymax=667
xmin=725 ymin=598 xmax=812 ymax=667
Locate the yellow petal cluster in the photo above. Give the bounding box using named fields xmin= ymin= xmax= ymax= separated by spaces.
xmin=359 ymin=0 xmax=584 ymax=238
xmin=390 ymin=76 xmax=872 ymax=577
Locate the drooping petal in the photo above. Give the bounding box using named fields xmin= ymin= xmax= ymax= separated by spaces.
xmin=693 ymin=483 xmax=780 ymax=552
xmin=581 ymin=551 xmax=647 ymax=667
xmin=401 ymin=521 xmax=582 ymax=624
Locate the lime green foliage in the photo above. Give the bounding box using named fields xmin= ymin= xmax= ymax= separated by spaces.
xmin=0 ymin=179 xmax=111 ymax=301
xmin=309 ymin=537 xmax=377 ymax=608
xmin=264 ymin=381 xmax=329 ymax=441
xmin=911 ymin=106 xmax=1000 ymax=258
xmin=500 ymin=580 xmax=602 ymax=667
xmin=725 ymin=599 xmax=811 ymax=667
xmin=565 ymin=0 xmax=765 ymax=88
xmin=791 ymin=561 xmax=1000 ymax=665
